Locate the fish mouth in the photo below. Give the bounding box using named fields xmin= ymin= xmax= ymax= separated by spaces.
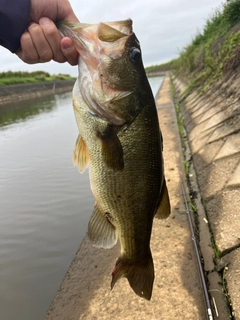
xmin=58 ymin=19 xmax=133 ymax=38
xmin=59 ymin=20 xmax=135 ymax=125
xmin=58 ymin=19 xmax=133 ymax=59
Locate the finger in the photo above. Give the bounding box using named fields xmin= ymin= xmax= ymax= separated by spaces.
xmin=28 ymin=22 xmax=53 ymax=62
xmin=39 ymin=17 xmax=66 ymax=63
xmin=61 ymin=37 xmax=79 ymax=66
xmin=16 ymin=31 xmax=39 ymax=64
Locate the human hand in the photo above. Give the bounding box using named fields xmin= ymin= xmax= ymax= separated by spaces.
xmin=16 ymin=0 xmax=79 ymax=65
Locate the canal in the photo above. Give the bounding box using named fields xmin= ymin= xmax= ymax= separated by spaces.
xmin=0 ymin=76 xmax=164 ymax=320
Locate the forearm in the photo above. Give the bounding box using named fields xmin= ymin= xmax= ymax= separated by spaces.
xmin=0 ymin=0 xmax=30 ymax=52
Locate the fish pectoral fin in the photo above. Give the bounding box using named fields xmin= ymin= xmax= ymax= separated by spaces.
xmin=154 ymin=179 xmax=171 ymax=219
xmin=88 ymin=204 xmax=118 ymax=249
xmin=97 ymin=126 xmax=124 ymax=171
xmin=72 ymin=134 xmax=89 ymax=173
xmin=111 ymin=253 xmax=154 ymax=301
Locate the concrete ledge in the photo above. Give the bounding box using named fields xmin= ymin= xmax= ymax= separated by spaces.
xmin=225 ymin=248 xmax=240 ymax=320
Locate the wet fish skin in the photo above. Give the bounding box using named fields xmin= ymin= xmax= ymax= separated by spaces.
xmin=59 ymin=19 xmax=170 ymax=300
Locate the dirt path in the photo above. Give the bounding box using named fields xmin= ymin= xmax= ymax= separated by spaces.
xmin=45 ymin=76 xmax=208 ymax=320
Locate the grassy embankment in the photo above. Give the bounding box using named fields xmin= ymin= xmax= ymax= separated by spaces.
xmin=146 ymin=0 xmax=240 ymax=100
xmin=0 ymin=71 xmax=75 ymax=86
xmin=148 ymin=0 xmax=240 ymax=261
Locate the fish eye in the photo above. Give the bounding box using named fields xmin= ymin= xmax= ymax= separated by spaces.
xmin=129 ymin=47 xmax=141 ymax=62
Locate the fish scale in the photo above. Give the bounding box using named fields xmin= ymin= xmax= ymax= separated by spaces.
xmin=59 ymin=18 xmax=171 ymax=300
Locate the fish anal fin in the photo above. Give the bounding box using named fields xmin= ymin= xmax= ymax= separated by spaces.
xmin=72 ymin=134 xmax=89 ymax=173
xmin=88 ymin=204 xmax=118 ymax=249
xmin=111 ymin=253 xmax=154 ymax=300
xmin=97 ymin=126 xmax=124 ymax=171
xmin=155 ymin=179 xmax=171 ymax=219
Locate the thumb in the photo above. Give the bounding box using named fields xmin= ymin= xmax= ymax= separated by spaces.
xmin=61 ymin=37 xmax=79 ymax=66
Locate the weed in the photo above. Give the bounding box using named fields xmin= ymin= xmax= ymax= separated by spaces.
xmin=148 ymin=0 xmax=240 ymax=96
xmin=211 ymin=236 xmax=221 ymax=259
xmin=188 ymin=200 xmax=197 ymax=213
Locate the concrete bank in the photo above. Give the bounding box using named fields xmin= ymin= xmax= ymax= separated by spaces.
xmin=44 ymin=76 xmax=215 ymax=320
xmin=172 ymin=75 xmax=240 ymax=319
xmin=0 ymin=80 xmax=75 ymax=105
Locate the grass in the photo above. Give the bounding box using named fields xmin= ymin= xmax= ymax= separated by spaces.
xmin=171 ymin=78 xmax=198 ymax=215
xmin=211 ymin=236 xmax=221 ymax=259
xmin=0 ymin=71 xmax=75 ymax=86
xmin=170 ymin=79 xmax=188 ymax=166
xmin=148 ymin=0 xmax=240 ymax=98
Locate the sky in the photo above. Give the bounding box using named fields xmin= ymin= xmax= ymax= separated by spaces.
xmin=0 ymin=0 xmax=224 ymax=77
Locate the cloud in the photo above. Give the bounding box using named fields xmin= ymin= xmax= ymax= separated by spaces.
xmin=0 ymin=0 xmax=223 ymax=75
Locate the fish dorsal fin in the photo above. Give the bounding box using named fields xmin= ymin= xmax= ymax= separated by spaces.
xmin=72 ymin=134 xmax=89 ymax=173
xmin=88 ymin=204 xmax=118 ymax=249
xmin=97 ymin=126 xmax=124 ymax=171
xmin=155 ymin=179 xmax=171 ymax=219
xmin=98 ymin=23 xmax=126 ymax=42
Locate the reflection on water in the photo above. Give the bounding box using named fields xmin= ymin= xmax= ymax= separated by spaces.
xmin=0 ymin=92 xmax=94 ymax=320
xmin=0 ymin=76 xmax=163 ymax=320
xmin=0 ymin=95 xmax=57 ymax=128
xmin=148 ymin=76 xmax=164 ymax=97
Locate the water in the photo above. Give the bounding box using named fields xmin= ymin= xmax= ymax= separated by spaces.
xmin=148 ymin=76 xmax=164 ymax=97
xmin=0 ymin=76 xmax=163 ymax=320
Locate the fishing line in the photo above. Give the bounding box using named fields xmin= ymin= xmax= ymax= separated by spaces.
xmin=180 ymin=177 xmax=214 ymax=320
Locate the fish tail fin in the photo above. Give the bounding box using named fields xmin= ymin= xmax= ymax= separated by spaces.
xmin=111 ymin=253 xmax=154 ymax=300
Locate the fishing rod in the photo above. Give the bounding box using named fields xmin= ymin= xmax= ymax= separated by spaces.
xmin=180 ymin=177 xmax=214 ymax=320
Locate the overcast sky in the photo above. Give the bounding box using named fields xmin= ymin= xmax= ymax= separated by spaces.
xmin=0 ymin=0 xmax=224 ymax=77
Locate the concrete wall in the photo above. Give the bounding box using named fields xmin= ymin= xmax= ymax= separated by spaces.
xmin=146 ymin=71 xmax=167 ymax=77
xmin=173 ymin=74 xmax=240 ymax=320
xmin=0 ymin=80 xmax=75 ymax=105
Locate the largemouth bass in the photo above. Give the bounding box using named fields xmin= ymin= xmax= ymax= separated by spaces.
xmin=59 ymin=19 xmax=170 ymax=300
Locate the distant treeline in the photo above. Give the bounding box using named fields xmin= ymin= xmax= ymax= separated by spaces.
xmin=148 ymin=0 xmax=240 ymax=95
xmin=0 ymin=70 xmax=75 ymax=86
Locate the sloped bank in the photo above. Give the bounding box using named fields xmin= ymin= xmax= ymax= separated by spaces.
xmin=0 ymin=80 xmax=75 ymax=105
xmin=172 ymin=72 xmax=240 ymax=319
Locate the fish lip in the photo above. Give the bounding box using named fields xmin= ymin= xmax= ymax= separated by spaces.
xmin=58 ymin=21 xmax=92 ymax=34
xmin=58 ymin=21 xmax=91 ymax=52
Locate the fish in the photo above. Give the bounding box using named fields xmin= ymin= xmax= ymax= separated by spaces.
xmin=59 ymin=19 xmax=171 ymax=300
